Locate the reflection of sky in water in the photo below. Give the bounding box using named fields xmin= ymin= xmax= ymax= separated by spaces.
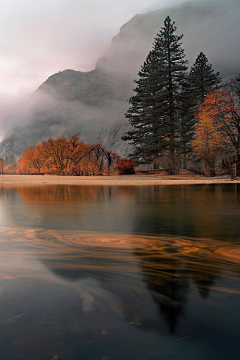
xmin=0 ymin=185 xmax=240 ymax=360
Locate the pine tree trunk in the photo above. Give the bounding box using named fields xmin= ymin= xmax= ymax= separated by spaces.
xmin=183 ymin=154 xmax=187 ymax=169
xmin=168 ymin=72 xmax=175 ymax=162
xmin=167 ymin=36 xmax=175 ymax=165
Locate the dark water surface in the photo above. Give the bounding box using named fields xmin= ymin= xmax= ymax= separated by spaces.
xmin=0 ymin=184 xmax=240 ymax=360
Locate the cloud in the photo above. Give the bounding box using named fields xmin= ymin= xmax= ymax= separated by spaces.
xmin=0 ymin=0 xmax=176 ymax=139
xmin=0 ymin=84 xmax=131 ymax=156
xmin=0 ymin=0 xmax=178 ymax=139
xmin=0 ymin=0 xmax=173 ymax=98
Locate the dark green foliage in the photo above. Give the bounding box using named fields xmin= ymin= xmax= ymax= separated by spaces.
xmin=178 ymin=81 xmax=196 ymax=167
xmin=229 ymin=73 xmax=240 ymax=98
xmin=122 ymin=16 xmax=188 ymax=168
xmin=122 ymin=20 xmax=223 ymax=171
xmin=178 ymin=52 xmax=222 ymax=167
xmin=189 ymin=52 xmax=221 ymax=104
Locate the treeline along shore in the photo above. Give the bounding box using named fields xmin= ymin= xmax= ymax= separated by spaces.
xmin=0 ymin=135 xmax=136 ymax=176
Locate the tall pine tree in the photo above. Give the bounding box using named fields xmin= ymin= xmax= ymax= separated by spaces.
xmin=122 ymin=17 xmax=188 ymax=170
xmin=189 ymin=52 xmax=221 ymax=103
xmin=179 ymin=52 xmax=222 ymax=167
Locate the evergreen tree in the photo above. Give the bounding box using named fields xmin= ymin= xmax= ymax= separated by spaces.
xmin=178 ymin=81 xmax=196 ymax=167
xmin=189 ymin=52 xmax=221 ymax=104
xmin=122 ymin=17 xmax=188 ymax=170
xmin=179 ymin=52 xmax=222 ymax=167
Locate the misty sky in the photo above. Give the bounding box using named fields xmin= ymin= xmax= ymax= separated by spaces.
xmin=0 ymin=0 xmax=191 ymax=98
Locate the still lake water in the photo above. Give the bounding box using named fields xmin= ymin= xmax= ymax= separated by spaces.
xmin=0 ymin=184 xmax=240 ymax=360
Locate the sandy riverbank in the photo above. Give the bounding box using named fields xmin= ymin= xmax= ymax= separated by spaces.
xmin=0 ymin=174 xmax=239 ymax=187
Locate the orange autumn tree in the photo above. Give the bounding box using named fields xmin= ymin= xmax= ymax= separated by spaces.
xmin=66 ymin=135 xmax=99 ymax=175
xmin=16 ymin=135 xmax=119 ymax=175
xmin=17 ymin=146 xmax=44 ymax=174
xmin=191 ymin=102 xmax=225 ymax=176
xmin=196 ymin=89 xmax=240 ymax=154
xmin=37 ymin=137 xmax=70 ymax=174
xmin=191 ymin=88 xmax=240 ymax=176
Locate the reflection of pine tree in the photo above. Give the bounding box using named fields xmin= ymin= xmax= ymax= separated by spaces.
xmin=135 ymin=247 xmax=189 ymax=334
xmin=158 ymin=263 xmax=189 ymax=333
xmin=194 ymin=277 xmax=214 ymax=299
xmin=190 ymin=260 xmax=220 ymax=299
xmin=134 ymin=239 xmax=225 ymax=333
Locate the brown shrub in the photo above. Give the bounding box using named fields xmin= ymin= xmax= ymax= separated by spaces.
xmin=115 ymin=158 xmax=136 ymax=175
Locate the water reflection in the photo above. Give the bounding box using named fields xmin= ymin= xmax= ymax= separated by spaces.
xmin=18 ymin=185 xmax=139 ymax=206
xmin=134 ymin=237 xmax=226 ymax=333
xmin=132 ymin=184 xmax=240 ymax=240
xmin=136 ymin=247 xmax=189 ymax=333
xmin=0 ymin=185 xmax=240 ymax=359
xmin=2 ymin=226 xmax=239 ymax=335
xmin=19 ymin=185 xmax=107 ymax=218
xmin=5 ymin=186 xmax=137 ymax=233
xmin=1 ymin=184 xmax=240 ymax=240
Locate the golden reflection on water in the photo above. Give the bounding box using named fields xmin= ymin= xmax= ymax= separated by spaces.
xmin=19 ymin=185 xmax=98 ymax=202
xmin=17 ymin=185 xmax=99 ymax=218
xmin=1 ymin=226 xmax=240 ymax=335
xmin=16 ymin=184 xmax=240 ymax=205
xmin=16 ymin=185 xmax=138 ymax=219
xmin=1 ymin=226 xmax=240 ymax=279
xmin=1 ymin=185 xmax=240 ymax=356
xmin=18 ymin=185 xmax=138 ymax=203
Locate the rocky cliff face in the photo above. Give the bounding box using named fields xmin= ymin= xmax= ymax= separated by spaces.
xmin=1 ymin=0 xmax=240 ymax=161
xmin=38 ymin=69 xmax=114 ymax=105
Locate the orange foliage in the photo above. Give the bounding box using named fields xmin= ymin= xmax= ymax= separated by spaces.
xmin=16 ymin=146 xmax=43 ymax=174
xmin=199 ymin=90 xmax=231 ymax=118
xmin=15 ymin=135 xmax=120 ymax=176
xmin=192 ymin=93 xmax=226 ymax=176
xmin=200 ymin=89 xmax=240 ymax=155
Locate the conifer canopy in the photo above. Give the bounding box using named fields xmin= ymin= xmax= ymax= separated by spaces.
xmin=189 ymin=52 xmax=221 ymax=104
xmin=122 ymin=16 xmax=188 ymax=167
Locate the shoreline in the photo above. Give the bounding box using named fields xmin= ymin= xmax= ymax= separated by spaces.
xmin=0 ymin=174 xmax=239 ymax=187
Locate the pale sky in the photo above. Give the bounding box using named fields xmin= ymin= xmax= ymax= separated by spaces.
xmin=0 ymin=0 xmax=190 ymax=98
